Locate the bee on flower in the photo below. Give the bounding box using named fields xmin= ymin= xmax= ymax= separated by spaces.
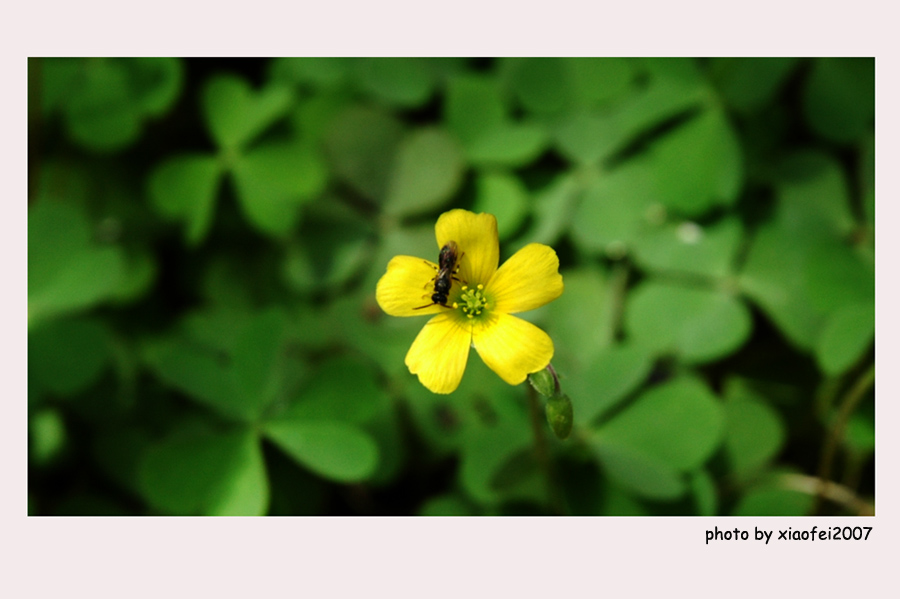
xmin=375 ymin=209 xmax=564 ymax=394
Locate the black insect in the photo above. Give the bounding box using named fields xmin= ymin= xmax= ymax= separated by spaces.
xmin=414 ymin=240 xmax=464 ymax=310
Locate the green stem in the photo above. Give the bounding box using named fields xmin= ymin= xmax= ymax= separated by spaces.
xmin=527 ymin=385 xmax=565 ymax=515
xmin=779 ymin=473 xmax=873 ymax=517
xmin=814 ymin=363 xmax=875 ymax=514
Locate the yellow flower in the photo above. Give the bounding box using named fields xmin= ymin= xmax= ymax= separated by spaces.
xmin=375 ymin=209 xmax=564 ymax=394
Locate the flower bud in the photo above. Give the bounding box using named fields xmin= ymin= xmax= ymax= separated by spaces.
xmin=528 ymin=368 xmax=556 ymax=397
xmin=545 ymin=394 xmax=573 ymax=440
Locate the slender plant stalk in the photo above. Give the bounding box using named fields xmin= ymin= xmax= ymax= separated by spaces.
xmin=814 ymin=363 xmax=875 ymax=514
xmin=780 ymin=473 xmax=873 ymax=516
xmin=527 ymin=385 xmax=566 ymax=515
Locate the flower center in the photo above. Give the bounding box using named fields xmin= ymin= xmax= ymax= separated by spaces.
xmin=454 ymin=284 xmax=490 ymax=319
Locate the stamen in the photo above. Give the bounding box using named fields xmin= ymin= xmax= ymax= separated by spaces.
xmin=458 ymin=284 xmax=490 ymax=320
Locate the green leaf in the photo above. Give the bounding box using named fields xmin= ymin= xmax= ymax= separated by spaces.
xmin=28 ymin=200 xmax=125 ymax=326
xmin=465 ymin=124 xmax=549 ymax=167
xmin=231 ymin=309 xmax=287 ymax=408
xmin=323 ymin=105 xmax=405 ymax=202
xmin=544 ymin=267 xmax=615 ymax=370
xmin=591 ymin=442 xmax=686 ymax=501
xmin=419 ymin=494 xmax=478 ymax=516
xmin=230 ymin=141 xmax=327 ymax=236
xmin=802 ymin=241 xmax=874 ymax=316
xmin=566 ymin=57 xmax=635 ymax=108
xmin=142 ymin=337 xmax=248 ymax=421
xmin=289 ymin=89 xmax=352 ymax=143
xmin=206 ymin=432 xmax=269 ymax=516
xmin=505 ymin=57 xmax=635 ymax=116
xmin=775 ymin=150 xmax=856 ymax=238
xmin=459 ymin=417 xmax=532 ymax=504
xmin=624 ymin=282 xmax=752 ymax=364
xmin=552 ymin=110 xmax=621 ymax=165
xmin=549 ymin=60 xmax=701 ymax=167
xmin=606 ymin=58 xmax=707 ymax=146
xmin=147 ymin=153 xmax=222 ymax=245
xmin=46 ymin=58 xmax=183 ymax=151
xmin=263 ymin=420 xmax=379 ymax=483
xmin=127 ymin=57 xmax=184 ymax=116
xmin=181 ymin=306 xmax=253 ymax=354
xmin=732 ymin=484 xmax=813 ymax=516
xmin=38 ymin=57 xmax=83 ymax=113
xmin=444 ymin=73 xmax=548 ymax=167
xmin=354 ymin=58 xmax=435 ymax=108
xmin=384 ymin=128 xmax=465 ymax=216
xmin=282 ymin=203 xmax=372 ymax=293
xmin=340 ymin=298 xmax=425 ymax=381
xmin=30 ymin=408 xmax=68 ymax=465
xmin=602 ymin=487 xmax=651 ymax=516
xmin=444 ymin=74 xmax=506 ymax=144
xmin=61 ymin=59 xmax=141 ymax=151
xmin=632 ymin=217 xmax=743 ymax=279
xmin=570 ymin=161 xmax=659 ymax=255
xmin=364 ymin=406 xmax=407 ymax=486
xmin=400 ymin=383 xmax=469 ymax=457
xmin=803 ymin=58 xmax=874 ymax=144
xmin=739 ymin=223 xmax=821 ymax=349
xmin=860 ymin=133 xmax=875 ymax=228
xmin=845 ymin=409 xmax=875 ymax=455
xmin=28 ymin=316 xmax=110 ymax=397
xmin=645 ymin=109 xmax=743 ymax=215
xmin=509 ymin=173 xmax=580 ymax=253
xmin=567 ymin=343 xmax=655 ymax=423
xmin=269 ymin=57 xmax=352 ymax=88
xmin=710 ymin=57 xmax=800 ymax=114
xmin=595 ymin=376 xmax=725 ymax=472
xmin=690 ymin=469 xmax=718 ymax=516
xmin=722 ymin=384 xmax=786 ymax=479
xmin=472 ymin=171 xmax=529 ymax=240
xmin=739 ymin=221 xmax=873 ymax=351
xmin=202 ymin=75 xmax=293 ymax=150
xmin=816 ymin=303 xmax=875 ymax=376
xmin=506 ymin=57 xmax=573 ymax=114
xmin=279 ymin=356 xmax=390 ymax=425
xmin=108 ymin=249 xmax=157 ymax=303
xmin=139 ymin=428 xmax=268 ymax=515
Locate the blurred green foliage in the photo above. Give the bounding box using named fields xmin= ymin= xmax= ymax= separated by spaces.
xmin=28 ymin=57 xmax=874 ymax=516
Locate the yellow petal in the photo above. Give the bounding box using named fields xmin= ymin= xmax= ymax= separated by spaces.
xmin=405 ymin=313 xmax=473 ymax=394
xmin=487 ymin=243 xmax=564 ymax=314
xmin=472 ymin=312 xmax=554 ymax=386
xmin=434 ymin=209 xmax=499 ymax=288
xmin=376 ymin=255 xmax=445 ymax=316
